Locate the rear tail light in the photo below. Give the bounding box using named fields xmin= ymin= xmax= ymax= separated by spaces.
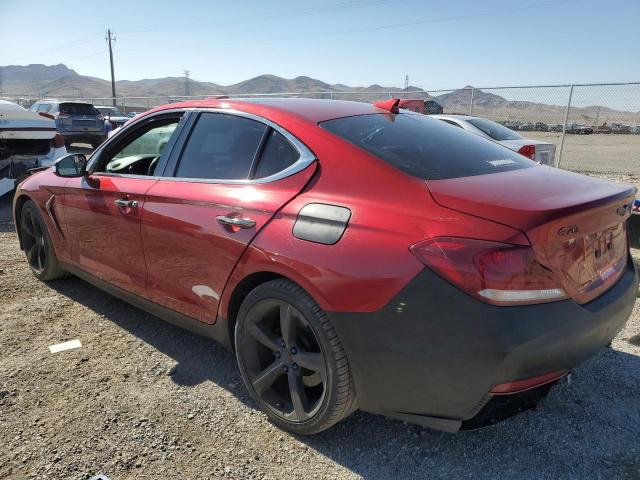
xmin=410 ymin=237 xmax=567 ymax=305
xmin=97 ymin=114 xmax=105 ymax=122
xmin=53 ymin=133 xmax=65 ymax=148
xmin=490 ymin=370 xmax=568 ymax=394
xmin=517 ymin=144 xmax=536 ymax=160
xmin=56 ymin=111 xmax=70 ymax=119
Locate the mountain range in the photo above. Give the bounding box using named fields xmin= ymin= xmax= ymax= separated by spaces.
xmin=0 ymin=64 xmax=636 ymax=124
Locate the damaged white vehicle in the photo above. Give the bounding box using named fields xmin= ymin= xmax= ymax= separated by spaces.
xmin=0 ymin=99 xmax=67 ymax=196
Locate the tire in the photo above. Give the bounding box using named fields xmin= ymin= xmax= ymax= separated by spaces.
xmin=19 ymin=200 xmax=66 ymax=281
xmin=235 ymin=279 xmax=356 ymax=435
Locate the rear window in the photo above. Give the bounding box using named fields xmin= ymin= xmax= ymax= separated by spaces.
xmin=466 ymin=118 xmax=522 ymax=141
xmin=59 ymin=103 xmax=99 ymax=116
xmin=320 ymin=113 xmax=533 ymax=180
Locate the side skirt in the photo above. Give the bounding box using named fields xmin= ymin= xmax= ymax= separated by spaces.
xmin=60 ymin=262 xmax=233 ymax=350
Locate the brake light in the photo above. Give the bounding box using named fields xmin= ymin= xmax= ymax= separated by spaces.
xmin=56 ymin=111 xmax=70 ymax=119
xmin=53 ymin=133 xmax=65 ymax=148
xmin=410 ymin=237 xmax=567 ymax=305
xmin=517 ymin=144 xmax=536 ymax=160
xmin=97 ymin=114 xmax=104 ymax=122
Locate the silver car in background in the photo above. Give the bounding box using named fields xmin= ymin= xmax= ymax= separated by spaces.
xmin=431 ymin=114 xmax=557 ymax=166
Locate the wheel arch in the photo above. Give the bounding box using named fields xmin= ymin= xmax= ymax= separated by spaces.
xmin=221 ymin=267 xmax=331 ymax=351
xmin=224 ymin=271 xmax=284 ymax=348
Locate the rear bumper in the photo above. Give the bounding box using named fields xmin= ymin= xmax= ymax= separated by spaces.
xmin=329 ymin=257 xmax=638 ymax=431
xmin=59 ymin=132 xmax=106 ymax=145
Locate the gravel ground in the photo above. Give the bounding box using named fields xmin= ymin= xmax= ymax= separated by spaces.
xmin=1 ymin=173 xmax=639 ymax=480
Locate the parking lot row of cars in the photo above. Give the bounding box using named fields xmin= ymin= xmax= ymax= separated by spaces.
xmin=501 ymin=120 xmax=640 ymax=134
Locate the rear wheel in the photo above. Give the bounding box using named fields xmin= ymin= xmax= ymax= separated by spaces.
xmin=20 ymin=200 xmax=66 ymax=281
xmin=235 ymin=279 xmax=355 ymax=434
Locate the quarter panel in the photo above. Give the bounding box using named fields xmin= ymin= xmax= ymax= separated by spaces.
xmin=221 ymin=131 xmax=529 ymax=317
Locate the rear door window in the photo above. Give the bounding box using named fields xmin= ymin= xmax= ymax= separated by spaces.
xmin=253 ymin=130 xmax=299 ymax=179
xmin=59 ymin=103 xmax=99 ymax=116
xmin=175 ymin=113 xmax=267 ymax=180
xmin=321 ymin=113 xmax=533 ymax=180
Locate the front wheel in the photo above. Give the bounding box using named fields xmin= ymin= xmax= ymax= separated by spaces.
xmin=235 ymin=279 xmax=356 ymax=435
xmin=20 ymin=200 xmax=66 ymax=281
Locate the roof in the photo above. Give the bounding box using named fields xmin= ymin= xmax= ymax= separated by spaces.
xmin=150 ymin=97 xmax=389 ymax=123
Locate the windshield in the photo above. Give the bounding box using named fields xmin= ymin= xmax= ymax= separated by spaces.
xmin=321 ymin=113 xmax=533 ymax=180
xmin=97 ymin=107 xmax=125 ymax=116
xmin=60 ymin=103 xmax=100 ymax=116
xmin=466 ymin=118 xmax=522 ymax=141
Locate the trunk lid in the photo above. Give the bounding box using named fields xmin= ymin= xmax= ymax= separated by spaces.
xmin=0 ymin=110 xmax=57 ymax=140
xmin=427 ymin=166 xmax=636 ymax=304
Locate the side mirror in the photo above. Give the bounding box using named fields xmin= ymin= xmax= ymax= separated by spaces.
xmin=53 ymin=154 xmax=87 ymax=177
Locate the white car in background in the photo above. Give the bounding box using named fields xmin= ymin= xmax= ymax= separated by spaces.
xmin=0 ymin=99 xmax=67 ymax=196
xmin=431 ymin=114 xmax=557 ymax=166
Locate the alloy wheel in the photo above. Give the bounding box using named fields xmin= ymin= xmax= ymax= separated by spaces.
xmin=21 ymin=208 xmax=46 ymax=274
xmin=238 ymin=298 xmax=328 ymax=422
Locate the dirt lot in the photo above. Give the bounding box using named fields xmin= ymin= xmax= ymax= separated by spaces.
xmin=525 ymin=132 xmax=640 ymax=175
xmin=1 ymin=174 xmax=639 ymax=480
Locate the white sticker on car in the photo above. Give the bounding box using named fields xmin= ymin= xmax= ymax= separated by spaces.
xmin=487 ymin=159 xmax=516 ymax=167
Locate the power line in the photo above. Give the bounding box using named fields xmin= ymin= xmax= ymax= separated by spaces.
xmin=119 ymin=0 xmax=402 ymax=35
xmin=115 ymin=0 xmax=578 ymax=54
xmin=4 ymin=32 xmax=103 ymax=64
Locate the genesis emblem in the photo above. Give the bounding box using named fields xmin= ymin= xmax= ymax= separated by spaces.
xmin=558 ymin=225 xmax=579 ymax=236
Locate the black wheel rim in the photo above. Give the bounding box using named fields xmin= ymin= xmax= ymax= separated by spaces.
xmin=239 ymin=299 xmax=327 ymax=423
xmin=21 ymin=209 xmax=46 ymax=275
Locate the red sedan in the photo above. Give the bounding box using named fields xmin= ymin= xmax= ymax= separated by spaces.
xmin=13 ymin=98 xmax=638 ymax=434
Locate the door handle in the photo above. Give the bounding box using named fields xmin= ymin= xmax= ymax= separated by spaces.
xmin=114 ymin=199 xmax=139 ymax=208
xmin=216 ymin=215 xmax=256 ymax=229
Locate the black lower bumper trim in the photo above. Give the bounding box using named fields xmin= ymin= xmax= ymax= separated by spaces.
xmin=329 ymin=258 xmax=638 ymax=429
xmin=461 ymin=381 xmax=558 ymax=430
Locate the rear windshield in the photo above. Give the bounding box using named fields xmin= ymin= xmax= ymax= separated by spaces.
xmin=60 ymin=103 xmax=99 ymax=116
xmin=320 ymin=113 xmax=533 ymax=180
xmin=466 ymin=118 xmax=522 ymax=141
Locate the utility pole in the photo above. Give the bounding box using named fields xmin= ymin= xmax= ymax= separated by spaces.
xmin=184 ymin=70 xmax=190 ymax=97
xmin=404 ymin=74 xmax=409 ymax=97
xmin=106 ymin=29 xmax=117 ymax=106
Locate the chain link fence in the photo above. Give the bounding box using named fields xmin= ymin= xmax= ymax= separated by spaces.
xmin=8 ymin=82 xmax=639 ymax=175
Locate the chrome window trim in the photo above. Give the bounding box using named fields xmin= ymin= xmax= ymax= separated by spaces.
xmin=88 ymin=107 xmax=316 ymax=185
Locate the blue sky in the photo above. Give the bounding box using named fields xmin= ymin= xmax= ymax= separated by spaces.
xmin=1 ymin=0 xmax=638 ymax=89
